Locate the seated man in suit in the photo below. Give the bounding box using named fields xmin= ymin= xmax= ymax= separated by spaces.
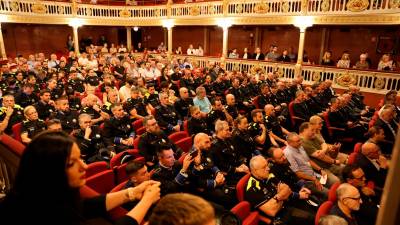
xmin=375 ymin=104 xmax=398 ymax=155
xmin=354 ymin=142 xmax=389 ymax=189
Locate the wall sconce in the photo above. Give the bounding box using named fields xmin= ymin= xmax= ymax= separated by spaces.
xmin=293 ymin=16 xmax=314 ymax=32
xmin=217 ymin=18 xmax=232 ymax=30
xmin=68 ymin=18 xmax=84 ymax=28
xmin=162 ymin=19 xmax=174 ymax=29
xmin=133 ymin=26 xmax=139 ymax=32
xmin=249 ymin=33 xmax=254 ymax=46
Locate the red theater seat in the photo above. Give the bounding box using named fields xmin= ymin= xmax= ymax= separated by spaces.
xmin=110 ymin=180 xmax=129 ymax=193
xmin=328 ymin=182 xmax=341 ymax=202
xmin=110 ymin=149 xmax=140 ymax=169
xmin=12 ymin=122 xmax=23 ymax=143
xmin=168 ymin=131 xmax=189 ymax=143
xmin=231 ymin=201 xmax=259 ymax=225
xmin=0 ymin=134 xmax=25 ymax=156
xmin=136 ymin=127 xmax=146 ymax=136
xmin=175 ymin=136 xmax=192 ymax=153
xmin=133 ymin=119 xmax=143 ymax=131
xmin=315 ymin=201 xmax=334 ymax=225
xmin=86 ymin=161 xmax=108 ymax=178
xmin=86 ymin=170 xmax=115 ymax=194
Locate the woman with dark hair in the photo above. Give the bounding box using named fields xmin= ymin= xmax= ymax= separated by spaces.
xmin=0 ymin=131 xmax=160 ymax=225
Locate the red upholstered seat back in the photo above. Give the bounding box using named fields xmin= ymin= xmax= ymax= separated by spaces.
xmin=0 ymin=134 xmax=25 ymax=156
xmin=168 ymin=131 xmax=189 ymax=143
xmin=328 ymin=182 xmax=341 ymax=202
xmin=315 ymin=201 xmax=334 ymax=225
xmin=236 ymin=173 xmax=251 ymax=202
xmin=86 ymin=170 xmax=115 ymax=194
xmin=86 ymin=161 xmax=108 ymax=178
xmin=110 ymin=149 xmax=140 ymax=168
xmin=12 ymin=122 xmax=23 ymax=143
xmin=175 ymin=136 xmax=192 ymax=153
xmin=231 ymin=201 xmax=259 ymax=225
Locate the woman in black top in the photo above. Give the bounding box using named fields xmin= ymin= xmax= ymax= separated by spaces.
xmin=0 ymin=131 xmax=160 ymax=225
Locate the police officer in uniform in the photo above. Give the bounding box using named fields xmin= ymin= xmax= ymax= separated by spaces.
xmin=51 ymin=96 xmax=79 ymax=134
xmin=138 ymin=115 xmax=180 ymax=169
xmin=232 ymin=115 xmax=259 ymax=164
xmin=103 ymin=103 xmax=135 ymax=153
xmin=187 ymin=106 xmax=210 ymax=136
xmin=20 ymin=106 xmax=46 ymax=144
xmin=85 ymin=69 xmax=101 ymax=87
xmin=210 ymin=120 xmax=249 ymax=185
xmin=47 ymin=78 xmax=64 ymax=101
xmin=152 ymin=147 xmax=193 ymax=196
xmin=0 ymin=95 xmax=24 ymax=134
xmin=173 ymin=87 xmax=193 ymax=119
xmin=14 ymin=83 xmax=39 ymax=108
xmin=73 ymin=113 xmax=113 ymax=163
xmin=124 ymin=87 xmax=148 ymax=118
xmin=155 ymin=92 xmax=182 ymax=135
xmin=189 ymin=133 xmax=236 ymax=208
xmin=144 ymin=84 xmax=160 ymax=107
xmin=225 ymin=94 xmax=239 ymax=119
xmin=33 ymin=89 xmax=55 ymax=120
xmin=207 ymin=99 xmax=233 ymax=131
xmin=67 ymin=70 xmax=85 ymax=94
xmin=81 ymin=94 xmax=104 ymax=124
xmin=248 ymin=109 xmax=274 ymax=154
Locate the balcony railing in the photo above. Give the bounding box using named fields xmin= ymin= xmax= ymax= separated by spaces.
xmin=0 ymin=0 xmax=398 ymax=21
xmin=143 ymin=53 xmax=399 ymax=95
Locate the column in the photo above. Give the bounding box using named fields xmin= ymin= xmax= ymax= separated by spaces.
xmin=203 ymin=26 xmax=208 ymax=55
xmin=296 ymin=27 xmax=307 ymax=65
xmin=167 ymin=27 xmax=173 ymax=56
xmin=126 ymin=27 xmax=132 ymax=51
xmin=318 ymin=28 xmax=327 ymax=63
xmin=72 ymin=25 xmax=80 ymax=55
xmin=0 ymin=23 xmax=7 ymax=59
xmin=222 ymin=26 xmax=229 ymax=58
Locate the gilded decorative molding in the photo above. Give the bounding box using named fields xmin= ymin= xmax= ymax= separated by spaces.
xmin=58 ymin=6 xmax=65 ymax=15
xmin=254 ymin=1 xmax=269 ymax=14
xmin=301 ymin=0 xmax=308 ymax=13
xmin=235 ymin=4 xmax=243 ymax=13
xmin=312 ymin=71 xmax=321 ymax=81
xmin=321 ymin=0 xmax=330 ymax=12
xmin=336 ymin=72 xmax=357 ymax=87
xmin=346 ymin=0 xmax=369 ymax=12
xmin=190 ymin=6 xmax=200 ymax=16
xmin=374 ymin=77 xmax=385 ymax=90
xmin=31 ymin=3 xmax=46 ymax=14
xmin=119 ymin=9 xmax=131 ymax=18
xmin=10 ymin=2 xmax=19 ymax=12
xmin=277 ymin=67 xmax=285 ymax=78
xmin=390 ymin=0 xmax=400 ymax=8
xmin=86 ymin=8 xmax=92 ymax=16
xmin=281 ymin=1 xmax=290 ymax=13
xmin=155 ymin=9 xmax=161 ymax=17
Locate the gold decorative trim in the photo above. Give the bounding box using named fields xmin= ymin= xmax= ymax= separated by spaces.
xmin=281 ymin=1 xmax=290 ymax=13
xmin=336 ymin=72 xmax=357 ymax=87
xmin=10 ymin=2 xmax=19 ymax=12
xmin=277 ymin=67 xmax=284 ymax=78
xmin=58 ymin=6 xmax=65 ymax=14
xmin=155 ymin=9 xmax=160 ymax=17
xmin=254 ymin=1 xmax=269 ymax=14
xmin=346 ymin=0 xmax=369 ymax=12
xmin=31 ymin=3 xmax=47 ymax=14
xmin=312 ymin=71 xmax=321 ymax=81
xmin=190 ymin=6 xmax=200 ymax=16
xmin=250 ymin=65 xmax=265 ymax=75
xmin=119 ymin=9 xmax=131 ymax=18
xmin=235 ymin=4 xmax=243 ymax=13
xmin=86 ymin=8 xmax=92 ymax=16
xmin=374 ymin=77 xmax=385 ymax=89
xmin=208 ymin=4 xmax=216 ymax=14
xmin=321 ymin=0 xmax=330 ymax=12
xmin=390 ymin=0 xmax=400 ymax=8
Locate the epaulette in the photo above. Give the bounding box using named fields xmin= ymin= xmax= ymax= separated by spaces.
xmin=14 ymin=104 xmax=23 ymax=109
xmin=246 ymin=176 xmax=260 ymax=191
xmin=23 ymin=120 xmax=29 ymax=124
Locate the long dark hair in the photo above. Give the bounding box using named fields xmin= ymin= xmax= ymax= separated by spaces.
xmin=12 ymin=131 xmax=78 ymax=203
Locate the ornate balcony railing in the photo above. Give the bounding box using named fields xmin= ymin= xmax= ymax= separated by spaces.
xmin=0 ymin=0 xmax=398 ymax=24
xmin=146 ymin=53 xmax=399 ymax=95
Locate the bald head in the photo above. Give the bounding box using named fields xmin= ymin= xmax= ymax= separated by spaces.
xmin=226 ymin=94 xmax=235 ymax=105
xmin=250 ymin=155 xmax=266 ymax=171
xmin=194 ymin=133 xmax=211 ymax=151
xmin=264 ymin=104 xmax=274 ymax=115
xmin=361 ymin=142 xmax=380 ymax=159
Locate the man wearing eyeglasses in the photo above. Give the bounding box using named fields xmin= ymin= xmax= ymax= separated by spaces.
xmin=329 ymin=183 xmax=362 ymax=225
xmin=342 ymin=165 xmax=379 ymax=225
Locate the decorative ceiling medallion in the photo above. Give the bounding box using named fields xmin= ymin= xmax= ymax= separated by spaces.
xmin=281 ymin=1 xmax=290 ymax=13
xmin=31 ymin=3 xmax=47 ymax=14
xmin=374 ymin=77 xmax=385 ymax=89
xmin=190 ymin=6 xmax=200 ymax=16
xmin=346 ymin=0 xmax=369 ymax=12
xmin=119 ymin=9 xmax=131 ymax=17
xmin=235 ymin=4 xmax=243 ymax=13
xmin=321 ymin=0 xmax=330 ymax=12
xmin=10 ymin=2 xmax=20 ymax=12
xmin=390 ymin=0 xmax=400 ymax=8
xmin=254 ymin=2 xmax=269 ymax=14
xmin=336 ymin=72 xmax=357 ymax=87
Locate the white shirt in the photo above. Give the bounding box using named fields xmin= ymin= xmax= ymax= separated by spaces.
xmin=187 ymin=48 xmax=195 ymax=55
